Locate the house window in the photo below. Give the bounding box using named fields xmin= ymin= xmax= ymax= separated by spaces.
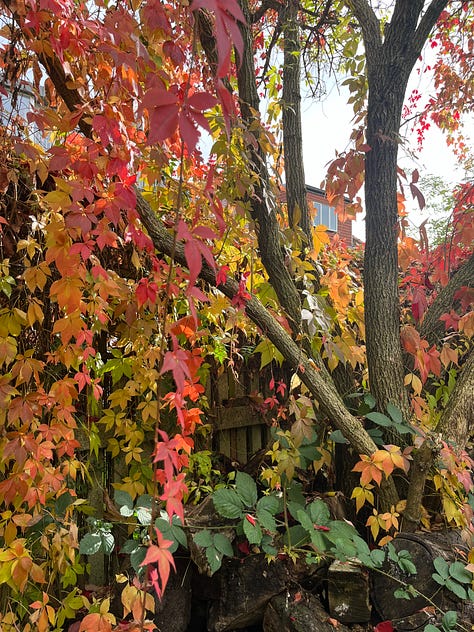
xmin=313 ymin=201 xmax=338 ymax=232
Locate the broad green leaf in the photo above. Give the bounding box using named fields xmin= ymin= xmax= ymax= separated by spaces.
xmin=364 ymin=393 xmax=376 ymax=409
xmin=114 ymin=489 xmax=134 ymax=510
xmin=448 ymin=561 xmax=472 ymax=583
xmin=365 ymin=412 xmax=392 ymax=427
xmin=445 ymin=578 xmax=467 ymax=600
xmin=287 ymin=500 xmax=306 ymax=521
xmin=130 ymin=546 xmax=147 ymax=573
xmin=386 ymin=402 xmax=403 ymax=424
xmin=398 ymin=557 xmax=417 ymax=575
xmin=424 ymin=625 xmax=441 ymax=632
xmin=432 ymin=573 xmax=447 ymax=586
xmin=433 ymin=556 xmax=449 ymax=580
xmin=79 ymin=533 xmax=102 ymax=555
xmin=329 ymin=429 xmax=349 ymax=444
xmin=256 ymin=508 xmax=277 ymax=533
xmin=193 ymin=529 xmax=213 ymax=548
xmin=283 ymin=525 xmax=309 ymax=548
xmin=121 ymin=539 xmax=141 ymax=554
xmin=261 ymin=535 xmax=278 ymax=556
xmin=213 ymin=533 xmax=234 ymax=557
xmin=370 ymin=549 xmax=386 ymax=568
xmin=256 ymin=494 xmax=280 ymax=515
xmin=441 ymin=610 xmax=457 ymax=631
xmin=235 ymin=471 xmax=257 ymax=507
xmin=136 ymin=494 xmax=153 ymax=509
xmin=205 ymin=546 xmax=223 ymax=575
xmin=394 ymin=588 xmax=412 ymax=600
xmin=296 ymin=509 xmax=314 ymax=533
xmin=308 ymin=499 xmax=330 ymax=526
xmin=213 ymin=488 xmax=244 ymax=519
xmin=310 ymin=531 xmax=329 ymax=552
xmin=243 ymin=518 xmax=262 ymax=545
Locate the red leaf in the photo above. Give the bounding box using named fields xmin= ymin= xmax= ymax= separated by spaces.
xmin=375 ymin=621 xmax=394 ymax=632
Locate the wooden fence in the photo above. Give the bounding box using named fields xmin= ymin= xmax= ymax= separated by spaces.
xmin=207 ymin=360 xmax=274 ymax=464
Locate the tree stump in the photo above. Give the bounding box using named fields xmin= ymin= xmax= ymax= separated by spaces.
xmin=264 ymin=589 xmax=353 ymax=632
xmin=328 ymin=559 xmax=371 ymax=623
xmin=370 ymin=531 xmax=473 ymax=630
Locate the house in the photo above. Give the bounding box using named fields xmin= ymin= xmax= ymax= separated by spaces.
xmin=305 ymin=184 xmax=353 ymax=246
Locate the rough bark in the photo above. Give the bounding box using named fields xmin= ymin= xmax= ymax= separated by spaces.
xmin=346 ymin=0 xmax=449 ymax=423
xmin=421 ymin=252 xmax=474 ymax=346
xmin=237 ymin=0 xmax=303 ymax=334
xmin=402 ymin=440 xmax=435 ymax=532
xmin=436 ymin=346 xmax=474 ymax=451
xmin=282 ymin=0 xmax=312 ymax=242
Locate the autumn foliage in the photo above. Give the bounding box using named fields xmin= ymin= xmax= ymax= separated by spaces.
xmin=0 ymin=0 xmax=473 ymax=630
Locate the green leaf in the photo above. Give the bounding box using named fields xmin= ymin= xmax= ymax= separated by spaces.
xmin=363 ymin=393 xmax=376 ymax=409
xmin=433 ymin=556 xmax=449 ymax=580
xmin=424 ymin=625 xmax=441 ymax=632
xmin=114 ymin=489 xmax=134 ymax=510
xmin=287 ymin=481 xmax=305 ymax=505
xmin=256 ymin=494 xmax=280 ymax=515
xmin=331 ymin=538 xmax=357 ymax=560
xmin=448 ymin=561 xmax=473 ymax=584
xmin=79 ymin=533 xmax=102 ymax=555
xmin=171 ymin=524 xmax=188 ymax=550
xmin=54 ymin=491 xmax=76 ymax=516
xmin=120 ymin=505 xmax=134 ymax=517
xmin=367 ymin=427 xmax=384 ymax=445
xmin=213 ymin=488 xmax=243 ymax=519
xmin=441 ymin=611 xmax=457 ymax=632
xmin=283 ymin=525 xmax=309 ymax=548
xmin=398 ymin=557 xmax=417 ymax=575
xmin=296 ymin=509 xmax=314 ymax=532
xmin=130 ymin=546 xmax=147 ymax=573
xmin=213 ymin=533 xmax=234 ymax=557
xmin=205 ymin=546 xmax=223 ymax=575
xmin=256 ymin=508 xmax=277 ymax=533
xmin=121 ymin=539 xmax=141 ymax=554
xmin=365 ymin=412 xmax=393 ymax=427
xmin=261 ymin=534 xmax=277 ymax=556
xmin=136 ymin=494 xmax=153 ymax=509
xmin=193 ymin=529 xmax=213 ymax=548
xmin=308 ymin=499 xmax=330 ymax=526
xmin=445 ymin=578 xmax=467 ymax=600
xmin=386 ymin=402 xmax=403 ymax=424
xmin=329 ymin=429 xmax=349 ymax=444
xmin=432 ymin=573 xmax=447 ymax=586
xmin=243 ymin=518 xmax=263 ymax=545
xmin=310 ymin=531 xmax=329 ymax=553
xmin=287 ymin=500 xmax=306 ymax=521
xmin=394 ymin=588 xmax=412 ymax=600
xmin=235 ymin=471 xmax=257 ymax=508
xmin=100 ymin=531 xmax=115 ymax=555
xmin=370 ymin=549 xmax=386 ymax=568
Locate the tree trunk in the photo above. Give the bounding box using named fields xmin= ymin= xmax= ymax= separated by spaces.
xmin=282 ymin=0 xmax=312 ymax=242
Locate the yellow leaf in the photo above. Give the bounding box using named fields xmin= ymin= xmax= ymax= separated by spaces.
xmin=310 ymin=224 xmax=330 ymax=258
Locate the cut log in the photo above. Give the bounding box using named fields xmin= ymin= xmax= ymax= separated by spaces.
xmin=327 ymin=559 xmax=371 ymax=623
xmin=370 ymin=531 xmax=474 ymax=631
xmin=264 ymin=589 xmax=353 ymax=632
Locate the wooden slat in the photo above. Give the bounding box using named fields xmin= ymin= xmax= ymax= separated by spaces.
xmin=214 ymin=405 xmax=262 ymax=430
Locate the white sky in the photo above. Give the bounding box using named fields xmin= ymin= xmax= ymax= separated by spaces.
xmin=300 ymin=53 xmax=473 ymax=241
